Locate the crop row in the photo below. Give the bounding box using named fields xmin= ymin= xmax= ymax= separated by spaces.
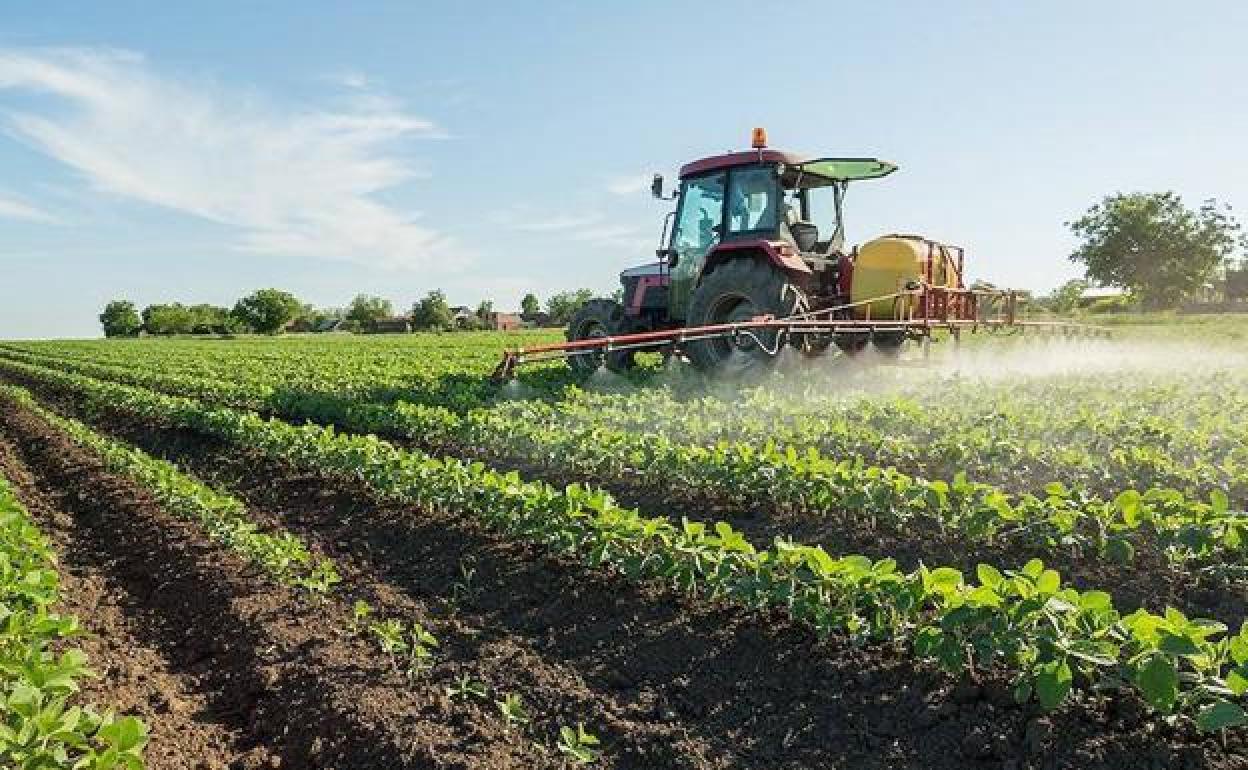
xmin=0 ymin=330 xmax=568 ymax=412
xmin=0 ymin=468 xmax=148 ymax=768
xmin=2 ymin=353 xmax=1243 ymax=580
xmin=491 ymin=374 xmax=1248 ymax=503
xmin=7 ymin=360 xmax=1248 ymax=729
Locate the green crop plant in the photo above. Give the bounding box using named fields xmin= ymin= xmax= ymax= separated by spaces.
xmin=405 ymin=624 xmax=439 ymax=683
xmin=496 ymin=692 xmax=529 ymax=732
xmin=556 ymin=723 xmax=601 ymax=764
xmin=0 ymin=476 xmax=149 ymax=769
xmin=348 ymin=599 xmax=374 ymax=635
xmin=444 ymin=674 xmax=487 ymax=701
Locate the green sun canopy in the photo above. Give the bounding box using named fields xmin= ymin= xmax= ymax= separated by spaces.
xmin=795 ymin=157 xmax=898 ymax=182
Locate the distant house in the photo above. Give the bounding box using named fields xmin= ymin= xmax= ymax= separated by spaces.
xmin=287 ymin=318 xmax=315 ymax=333
xmin=449 ymin=306 xmax=475 ymax=328
xmin=368 ymin=316 xmax=412 ymax=334
xmin=313 ymin=318 xmax=345 ymax=333
xmin=1079 ymin=286 xmax=1126 ymax=302
xmin=487 ymin=312 xmax=522 ymax=331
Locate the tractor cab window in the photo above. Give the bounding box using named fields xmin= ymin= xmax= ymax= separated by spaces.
xmin=667 ymin=172 xmax=726 ymax=320
xmin=726 ymin=167 xmax=779 ymax=235
xmin=804 ymin=185 xmax=843 ymax=252
xmin=671 ymin=172 xmax=725 ymax=257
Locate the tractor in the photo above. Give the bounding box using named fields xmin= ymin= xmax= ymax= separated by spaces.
xmin=565 ymin=128 xmax=966 ymax=374
xmin=491 ymin=130 xmax=1072 ymax=382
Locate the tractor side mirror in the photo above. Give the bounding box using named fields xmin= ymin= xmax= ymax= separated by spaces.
xmin=650 ymin=173 xmax=664 ymax=199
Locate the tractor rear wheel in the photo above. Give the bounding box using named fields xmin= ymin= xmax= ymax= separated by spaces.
xmin=685 ymin=258 xmax=808 ymax=373
xmin=565 ymin=299 xmax=634 ymax=374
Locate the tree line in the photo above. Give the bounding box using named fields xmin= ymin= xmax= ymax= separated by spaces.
xmin=1036 ymin=191 xmax=1248 ymax=313
xmin=99 ymin=288 xmax=600 ymax=337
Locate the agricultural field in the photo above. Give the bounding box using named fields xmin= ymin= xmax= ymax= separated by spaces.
xmin=2 ymin=320 xmax=1248 ymax=769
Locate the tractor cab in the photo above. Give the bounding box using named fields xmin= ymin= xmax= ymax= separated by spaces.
xmin=652 ymin=133 xmax=898 ymax=324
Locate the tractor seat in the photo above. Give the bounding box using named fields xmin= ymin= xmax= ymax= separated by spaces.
xmin=783 ymin=206 xmax=819 ymax=252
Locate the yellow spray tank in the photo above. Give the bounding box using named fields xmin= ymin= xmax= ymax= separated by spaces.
xmin=850 ymin=234 xmax=965 ymax=319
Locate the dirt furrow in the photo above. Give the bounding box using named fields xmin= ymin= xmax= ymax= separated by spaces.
xmin=0 ymin=435 xmax=244 ymax=770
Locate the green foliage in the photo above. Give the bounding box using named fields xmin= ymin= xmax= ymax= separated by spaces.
xmin=1068 ymin=192 xmax=1243 ymax=309
xmin=231 ymin=288 xmax=302 ymax=334
xmin=0 ymin=476 xmax=149 ymax=769
xmin=141 ymin=303 xmax=195 ymax=335
xmin=345 ymin=294 xmax=394 ymax=325
xmin=475 ymin=299 xmax=494 ymax=320
xmin=1085 ymin=294 xmax=1135 ymax=314
xmin=545 ymin=289 xmax=595 ymax=324
xmin=410 ymin=290 xmax=452 ymax=331
xmin=1039 ymin=279 xmax=1088 ymax=315
xmin=186 ymin=304 xmax=238 ymax=334
xmin=444 ymin=674 xmax=487 ymax=701
xmin=520 ymin=292 xmax=541 ymax=316
xmin=99 ymin=300 xmax=142 ymax=338
xmin=557 ymin=723 xmax=601 ymax=764
xmin=496 ymin=692 xmax=529 ymax=731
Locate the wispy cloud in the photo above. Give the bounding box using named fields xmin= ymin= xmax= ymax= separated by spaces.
xmin=493 ymin=204 xmax=651 ymax=254
xmin=0 ymin=47 xmax=457 ymax=269
xmin=325 ymin=70 xmax=371 ymax=89
xmin=512 ymin=213 xmax=603 ymax=232
xmin=0 ymin=192 xmax=56 ymax=223
xmin=606 ymin=173 xmax=651 ymax=196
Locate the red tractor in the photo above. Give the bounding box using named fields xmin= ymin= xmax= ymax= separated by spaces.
xmin=493 ymin=130 xmax=1056 ymax=381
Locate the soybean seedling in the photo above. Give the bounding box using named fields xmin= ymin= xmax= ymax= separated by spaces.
xmin=348 ymin=599 xmax=374 ymax=635
xmin=496 ymin=692 xmax=530 ymax=732
xmin=404 ymin=623 xmax=439 ymax=683
xmin=449 ymin=556 xmax=478 ymax=609
xmin=368 ymin=618 xmax=409 ymax=672
xmin=445 ymin=674 xmax=488 ymax=701
xmin=556 ymin=723 xmax=601 ymax=765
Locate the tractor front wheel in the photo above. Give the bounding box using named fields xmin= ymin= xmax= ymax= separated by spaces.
xmin=685 ymin=258 xmax=808 ymax=373
xmin=565 ymin=299 xmax=634 ymax=374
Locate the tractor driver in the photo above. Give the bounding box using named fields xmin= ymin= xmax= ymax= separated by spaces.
xmin=728 ymin=169 xmax=778 ymax=233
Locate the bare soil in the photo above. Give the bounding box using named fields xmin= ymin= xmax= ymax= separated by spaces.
xmin=3 ymin=375 xmax=1246 ymax=769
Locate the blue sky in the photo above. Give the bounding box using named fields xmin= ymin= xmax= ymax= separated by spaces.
xmin=1 ymin=1 xmax=1245 ymax=338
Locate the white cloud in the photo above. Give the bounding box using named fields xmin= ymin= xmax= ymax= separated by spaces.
xmin=606 ymin=174 xmax=651 ymax=195
xmin=0 ymin=47 xmax=457 ymax=269
xmin=0 ymin=192 xmax=55 ymax=222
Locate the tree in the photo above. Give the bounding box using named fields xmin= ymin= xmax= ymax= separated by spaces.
xmin=99 ymin=300 xmax=142 ymax=338
xmin=410 ymin=289 xmax=452 ymax=331
xmin=345 ymin=294 xmax=394 ymax=325
xmin=545 ymin=289 xmax=595 ymax=324
xmin=1041 ymin=279 xmax=1090 ymax=315
xmin=187 ymin=304 xmax=234 ymax=334
xmin=1067 ymin=192 xmax=1243 ymax=309
xmin=141 ymin=303 xmax=194 ymax=335
xmin=231 ymin=288 xmax=302 ymax=334
xmin=521 ymin=293 xmax=541 ymax=316
xmin=476 ymin=299 xmax=494 ymax=320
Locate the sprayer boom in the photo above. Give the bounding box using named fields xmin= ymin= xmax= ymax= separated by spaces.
xmin=492 ymin=286 xmax=1107 ymax=381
